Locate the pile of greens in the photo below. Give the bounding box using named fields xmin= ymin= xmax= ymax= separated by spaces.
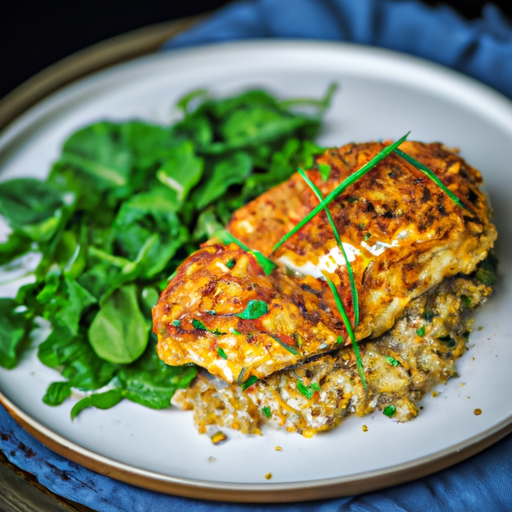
xmin=0 ymin=86 xmax=334 ymax=417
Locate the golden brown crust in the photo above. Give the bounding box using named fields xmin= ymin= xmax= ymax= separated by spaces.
xmin=153 ymin=141 xmax=497 ymax=384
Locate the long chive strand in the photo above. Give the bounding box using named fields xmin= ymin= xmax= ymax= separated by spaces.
xmin=272 ymin=132 xmax=410 ymax=255
xmin=393 ymin=148 xmax=465 ymax=209
xmin=325 ymin=276 xmax=367 ymax=390
xmin=297 ymin=168 xmax=359 ymax=328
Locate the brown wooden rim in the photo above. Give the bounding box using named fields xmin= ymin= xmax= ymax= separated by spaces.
xmin=1 ymin=29 xmax=512 ymax=502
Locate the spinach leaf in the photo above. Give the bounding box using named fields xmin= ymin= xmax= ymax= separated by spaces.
xmin=71 ymin=389 xmax=123 ymax=420
xmin=88 ymin=284 xmax=150 ymax=364
xmin=38 ymin=327 xmax=116 ymax=390
xmin=194 ymin=152 xmax=252 ymax=210
xmin=0 ymin=179 xmax=69 ymax=242
xmin=59 ymin=122 xmax=134 ymax=188
xmin=156 ymin=141 xmax=204 ymax=203
xmin=42 ymin=381 xmax=72 ymax=406
xmin=0 ymin=299 xmax=33 ymax=369
xmin=117 ymin=340 xmax=197 ymax=409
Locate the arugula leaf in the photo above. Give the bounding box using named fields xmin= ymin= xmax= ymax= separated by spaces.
xmin=89 ymin=284 xmax=150 ymax=364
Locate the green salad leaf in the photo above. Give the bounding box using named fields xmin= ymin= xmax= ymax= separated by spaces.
xmin=0 ymin=85 xmax=334 ymax=418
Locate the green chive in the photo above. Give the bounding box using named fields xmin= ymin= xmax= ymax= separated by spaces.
xmin=393 ymin=148 xmax=465 ymax=209
xmin=270 ymin=334 xmax=300 ymax=356
xmin=262 ymin=406 xmax=272 ymax=418
xmin=297 ymin=168 xmax=359 ymax=328
xmin=237 ymin=368 xmax=246 ymax=386
xmin=192 ymin=319 xmax=207 ymax=330
xmin=416 ymin=326 xmax=425 ymax=337
xmin=383 ymin=405 xmax=396 ymax=417
xmin=226 ymin=258 xmax=236 ymax=269
xmin=272 ymin=133 xmax=410 ymax=254
xmin=217 ymin=347 xmax=228 ymax=359
xmin=237 ymin=300 xmax=269 ymax=320
xmin=172 ymin=319 xmax=181 ymax=327
xmin=385 ymin=355 xmax=400 ymax=367
xmin=319 ymin=163 xmax=332 ymax=182
xmin=242 ymin=375 xmax=259 ymax=391
xmin=325 ymin=276 xmax=367 ymax=391
xmin=297 ymin=380 xmax=314 ymax=399
xmin=215 ymin=230 xmax=277 ymax=275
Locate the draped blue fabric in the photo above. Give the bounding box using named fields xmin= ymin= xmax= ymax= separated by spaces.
xmin=3 ymin=1 xmax=512 ymax=510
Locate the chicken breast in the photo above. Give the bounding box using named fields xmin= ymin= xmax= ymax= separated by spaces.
xmin=172 ymin=273 xmax=493 ymax=437
xmin=153 ymin=141 xmax=496 ymax=384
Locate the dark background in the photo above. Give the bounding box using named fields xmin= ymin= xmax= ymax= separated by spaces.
xmin=2 ymin=0 xmax=511 ymax=101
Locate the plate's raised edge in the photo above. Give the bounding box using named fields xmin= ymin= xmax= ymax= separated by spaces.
xmin=0 ymin=17 xmax=202 ymax=135
xmin=2 ymin=38 xmax=512 ymax=502
xmin=2 ymin=391 xmax=512 ymax=503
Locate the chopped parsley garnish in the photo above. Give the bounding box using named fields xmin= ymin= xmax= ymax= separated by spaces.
xmin=416 ymin=326 xmax=425 ymax=337
xmin=230 ymin=327 xmax=242 ymax=335
xmin=217 ymin=347 xmax=227 ymax=359
xmin=318 ymin=163 xmax=332 ymax=182
xmin=226 ymin=258 xmax=236 ymax=269
xmin=383 ymin=405 xmax=396 ymax=417
xmin=336 ymin=335 xmax=344 ymax=344
xmin=242 ymin=375 xmax=259 ymax=391
xmin=311 ymin=382 xmax=321 ymax=392
xmin=297 ymin=380 xmax=314 ymax=399
xmin=172 ymin=319 xmax=181 ymax=327
xmin=237 ymin=300 xmax=269 ymax=320
xmin=262 ymin=406 xmax=272 ymax=418
xmin=363 ymin=233 xmax=372 ymax=241
xmin=385 ymin=355 xmax=400 ymax=367
xmin=460 ymin=295 xmax=472 ymax=307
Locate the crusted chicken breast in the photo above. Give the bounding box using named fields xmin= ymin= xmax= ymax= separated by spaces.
xmin=153 ymin=141 xmax=496 ymax=386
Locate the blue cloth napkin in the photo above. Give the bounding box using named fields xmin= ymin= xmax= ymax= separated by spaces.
xmin=3 ymin=1 xmax=512 ymax=510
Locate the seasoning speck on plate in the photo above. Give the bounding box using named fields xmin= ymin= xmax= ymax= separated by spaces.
xmin=275 ymin=446 xmax=283 ymax=451
xmin=265 ymin=472 xmax=272 ymax=480
xmin=211 ymin=431 xmax=227 ymax=444
xmin=474 ymin=408 xmax=482 ymax=416
xmin=362 ymin=425 xmax=368 ymax=432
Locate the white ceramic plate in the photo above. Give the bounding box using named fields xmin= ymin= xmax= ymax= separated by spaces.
xmin=1 ymin=41 xmax=512 ymax=503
